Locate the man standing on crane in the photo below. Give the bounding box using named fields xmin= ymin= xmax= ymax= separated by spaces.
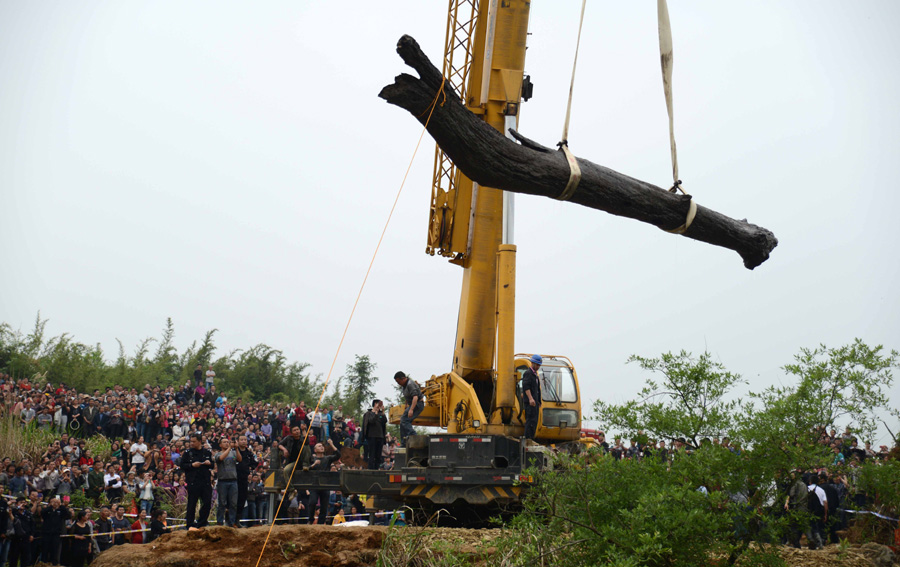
xmin=522 ymin=355 xmax=542 ymax=441
xmin=394 ymin=372 xmax=423 ymax=446
xmin=362 ymin=399 xmax=387 ymax=470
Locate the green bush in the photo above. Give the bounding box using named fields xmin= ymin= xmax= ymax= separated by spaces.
xmin=497 ymin=446 xmax=794 ymax=567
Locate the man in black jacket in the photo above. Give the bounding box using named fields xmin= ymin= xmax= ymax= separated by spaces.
xmin=521 ymin=354 xmax=543 ymax=440
xmin=278 ymin=426 xmax=312 ymax=485
xmin=94 ymin=505 xmax=113 ymax=552
xmin=40 ymin=497 xmax=69 ymax=564
xmin=180 ymin=434 xmax=214 ymax=529
xmin=306 ymin=439 xmax=341 ymax=525
xmin=82 ymin=400 xmax=99 ymax=437
xmin=822 ymin=473 xmax=841 ymax=544
xmin=362 ymin=400 xmax=387 ymax=470
xmin=234 ymin=436 xmax=258 ymax=527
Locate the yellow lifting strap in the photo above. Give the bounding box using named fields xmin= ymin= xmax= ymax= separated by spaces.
xmin=556 ymin=0 xmax=587 ymax=202
xmin=657 ymin=0 xmax=697 ymax=234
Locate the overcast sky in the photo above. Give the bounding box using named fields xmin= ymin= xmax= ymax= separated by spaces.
xmin=2 ymin=1 xmax=898 ymax=445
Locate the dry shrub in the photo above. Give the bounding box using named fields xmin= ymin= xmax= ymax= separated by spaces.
xmin=0 ymin=415 xmax=56 ymax=463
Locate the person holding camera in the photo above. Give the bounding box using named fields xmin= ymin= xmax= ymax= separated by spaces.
xmin=130 ymin=436 xmax=148 ymax=474
xmin=180 ymin=433 xmax=214 ymax=529
xmin=103 ymin=464 xmax=123 ymax=502
xmin=214 ymin=437 xmax=241 ymax=527
xmin=362 ymin=400 xmax=387 ymax=470
xmin=138 ymin=472 xmax=155 ymax=513
xmin=234 ymin=436 xmax=257 ymax=526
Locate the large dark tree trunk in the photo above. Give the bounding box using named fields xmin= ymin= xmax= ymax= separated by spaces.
xmin=378 ymin=35 xmax=778 ymax=270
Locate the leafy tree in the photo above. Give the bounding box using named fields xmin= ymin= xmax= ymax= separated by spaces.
xmin=594 ymin=351 xmax=744 ymax=446
xmin=286 ymin=363 xmax=323 ymax=404
xmin=499 ymin=448 xmax=785 ymax=567
xmin=340 ymin=355 xmax=378 ymax=418
xmin=783 ymin=339 xmax=897 ymax=439
xmin=739 ymin=339 xmax=899 ymax=470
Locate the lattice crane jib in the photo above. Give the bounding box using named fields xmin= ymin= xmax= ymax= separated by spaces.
xmin=427 ymin=0 xmax=481 ymax=261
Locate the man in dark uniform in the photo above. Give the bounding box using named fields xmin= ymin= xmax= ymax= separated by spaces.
xmin=180 ymin=433 xmax=214 ymax=529
xmin=9 ymin=496 xmax=34 ymax=567
xmin=234 ymin=436 xmax=258 ymax=527
xmin=521 ymin=354 xmax=542 ymax=440
xmin=40 ymin=497 xmax=69 ymax=564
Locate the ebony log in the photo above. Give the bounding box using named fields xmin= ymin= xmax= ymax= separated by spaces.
xmin=378 ymin=35 xmax=777 ymax=270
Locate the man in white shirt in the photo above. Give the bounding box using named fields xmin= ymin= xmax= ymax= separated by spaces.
xmin=205 ymin=365 xmax=216 ymax=388
xmin=807 ymin=474 xmax=828 ymax=550
xmin=130 ymin=437 xmax=148 ymax=473
xmin=103 ymin=465 xmax=123 ymax=502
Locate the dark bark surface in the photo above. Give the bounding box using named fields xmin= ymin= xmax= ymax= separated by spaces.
xmin=378 ymin=35 xmax=778 ymax=269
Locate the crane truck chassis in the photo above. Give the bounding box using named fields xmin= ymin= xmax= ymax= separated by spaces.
xmin=263 ymin=355 xmax=589 ymax=522
xmin=265 ymin=432 xmax=553 ymax=522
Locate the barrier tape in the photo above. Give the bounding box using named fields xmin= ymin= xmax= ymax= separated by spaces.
xmin=60 ymin=526 xmax=155 ymax=539
xmin=839 ymin=508 xmax=899 ymax=523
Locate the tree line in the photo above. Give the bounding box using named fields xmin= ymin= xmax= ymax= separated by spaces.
xmin=0 ymin=314 xmax=380 ymax=419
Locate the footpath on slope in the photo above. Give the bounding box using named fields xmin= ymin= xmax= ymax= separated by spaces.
xmin=90 ymin=524 xmax=898 ymax=567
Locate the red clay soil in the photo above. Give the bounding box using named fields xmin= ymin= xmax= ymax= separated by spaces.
xmin=91 ymin=525 xmax=387 ymax=567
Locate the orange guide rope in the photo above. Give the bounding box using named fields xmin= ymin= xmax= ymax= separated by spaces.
xmin=253 ymin=76 xmax=447 ymax=566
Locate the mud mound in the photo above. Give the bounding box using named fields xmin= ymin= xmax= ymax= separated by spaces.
xmin=91 ymin=525 xmax=387 ymax=567
xmin=90 ymin=525 xmax=898 ymax=567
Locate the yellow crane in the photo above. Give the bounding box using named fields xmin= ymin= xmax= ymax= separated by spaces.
xmin=268 ymin=0 xmax=588 ymax=517
xmin=392 ymin=0 xmax=584 ymax=446
xmin=380 ymin=0 xmax=587 ymax=511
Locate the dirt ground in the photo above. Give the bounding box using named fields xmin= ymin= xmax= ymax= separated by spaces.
xmin=91 ymin=525 xmax=388 ymax=567
xmin=90 ymin=525 xmax=898 ymax=567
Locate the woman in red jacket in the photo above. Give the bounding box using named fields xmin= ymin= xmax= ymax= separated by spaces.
xmin=131 ymin=509 xmax=149 ymax=544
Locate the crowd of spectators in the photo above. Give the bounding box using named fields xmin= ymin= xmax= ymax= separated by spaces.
xmin=583 ymin=428 xmax=894 ymax=465
xmin=0 ymin=372 xmax=401 ymax=565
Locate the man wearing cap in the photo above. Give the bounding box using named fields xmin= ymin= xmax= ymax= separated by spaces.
xmin=394 ymin=372 xmax=424 ymax=447
xmin=521 ymin=355 xmax=543 ymax=440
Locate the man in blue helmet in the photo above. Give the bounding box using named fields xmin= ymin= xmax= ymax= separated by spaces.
xmin=521 ymin=355 xmax=542 ymax=440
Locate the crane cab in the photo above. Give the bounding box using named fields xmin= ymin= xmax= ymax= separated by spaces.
xmin=514 ymin=355 xmax=582 ymax=443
